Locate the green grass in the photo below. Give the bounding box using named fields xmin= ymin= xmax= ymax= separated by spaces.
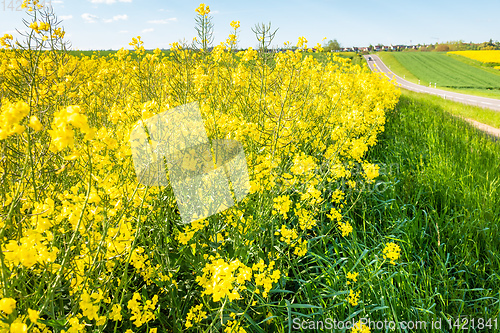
xmin=378 ymin=52 xmax=500 ymax=100
xmin=378 ymin=52 xmax=420 ymax=82
xmin=345 ymin=91 xmax=500 ymax=330
xmin=286 ymin=91 xmax=500 ymax=332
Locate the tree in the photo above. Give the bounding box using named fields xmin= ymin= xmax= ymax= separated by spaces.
xmin=435 ymin=44 xmax=450 ymax=52
xmin=324 ymin=39 xmax=341 ymax=52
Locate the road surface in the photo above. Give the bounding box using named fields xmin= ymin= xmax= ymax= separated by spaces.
xmin=364 ymin=54 xmax=500 ymax=112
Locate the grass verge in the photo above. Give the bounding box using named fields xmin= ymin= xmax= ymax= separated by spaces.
xmin=400 ymin=89 xmax=500 ymax=129
xmin=347 ymin=92 xmax=500 ymax=329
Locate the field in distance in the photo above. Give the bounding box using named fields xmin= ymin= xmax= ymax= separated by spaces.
xmin=378 ymin=52 xmax=500 ymax=100
xmin=67 ymin=49 xmax=366 ymax=66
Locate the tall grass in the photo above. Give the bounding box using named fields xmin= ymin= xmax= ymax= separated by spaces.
xmin=345 ymin=90 xmax=500 ymax=331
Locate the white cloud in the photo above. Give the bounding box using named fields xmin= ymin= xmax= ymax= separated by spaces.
xmin=104 ymin=14 xmax=128 ymax=23
xmin=142 ymin=28 xmax=154 ymax=33
xmin=90 ymin=0 xmax=132 ymax=3
xmin=60 ymin=15 xmax=73 ymax=20
xmin=147 ymin=18 xmax=177 ymax=24
xmin=82 ymin=13 xmax=99 ymax=23
xmin=119 ymin=30 xmax=129 ymax=33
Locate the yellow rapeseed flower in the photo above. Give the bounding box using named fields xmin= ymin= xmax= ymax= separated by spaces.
xmin=230 ymin=20 xmax=240 ymax=29
xmin=0 ymin=34 xmax=13 ymax=48
xmin=28 ymin=309 xmax=40 ymax=323
xmin=185 ymin=304 xmax=207 ymax=328
xmin=29 ymin=116 xmax=43 ymax=132
xmin=352 ymin=320 xmax=371 ymax=333
xmin=382 ymin=242 xmax=401 ymax=265
xmin=9 ymin=322 xmax=28 ymax=333
xmin=348 ymin=289 xmax=360 ymax=306
xmin=0 ymin=298 xmax=16 ymax=314
xmin=346 ymin=272 xmax=359 ymax=284
xmin=195 ymin=3 xmax=210 ymax=16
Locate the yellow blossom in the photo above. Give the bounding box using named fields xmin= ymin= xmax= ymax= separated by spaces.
xmin=10 ymin=322 xmax=27 ymax=333
xmin=346 ymin=272 xmax=359 ymax=284
xmin=29 ymin=116 xmax=43 ymax=132
xmin=0 ymin=298 xmax=16 ymax=314
xmin=195 ymin=3 xmax=210 ymax=16
xmin=352 ymin=320 xmax=371 ymax=333
xmin=185 ymin=304 xmax=207 ymax=328
xmin=382 ymin=242 xmax=401 ymax=265
xmin=230 ymin=20 xmax=240 ymax=29
xmin=348 ymin=289 xmax=360 ymax=306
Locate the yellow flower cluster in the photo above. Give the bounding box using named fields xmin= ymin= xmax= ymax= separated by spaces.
xmin=51 ymin=27 xmax=66 ymax=39
xmin=352 ymin=320 xmax=371 ymax=333
xmin=294 ymin=204 xmax=317 ymax=230
xmin=272 ymin=195 xmax=292 ymax=219
xmin=382 ymin=242 xmax=402 ymax=265
xmin=21 ymin=0 xmax=44 ymax=11
xmin=0 ymin=299 xmax=43 ymax=332
xmin=0 ymin=34 xmax=13 ymax=48
xmin=230 ymin=20 xmax=240 ymax=29
xmin=449 ymin=50 xmax=500 ymax=64
xmin=195 ymin=3 xmax=210 ymax=16
xmin=176 ymin=218 xmax=208 ymax=245
xmin=225 ymin=320 xmax=247 ymax=333
xmin=79 ymin=289 xmax=107 ymax=325
xmin=0 ymin=100 xmax=29 ymax=140
xmin=346 ymin=271 xmax=359 ymax=285
xmin=274 ymin=224 xmax=308 ymax=256
xmin=29 ymin=21 xmax=51 ymax=33
xmin=196 ymin=257 xmax=251 ymax=302
xmin=47 ymin=105 xmax=95 ymax=152
xmin=348 ymin=289 xmax=360 ymax=306
xmin=127 ymin=292 xmax=158 ymax=327
xmin=129 ymin=36 xmax=144 ymax=52
xmin=297 ymin=36 xmax=308 ymax=49
xmin=185 ymin=304 xmax=207 ymax=328
xmin=338 ymin=221 xmax=353 ymax=237
xmin=62 ymin=316 xmax=85 ymax=333
xmin=2 ymin=231 xmax=59 ymax=269
xmin=362 ymin=163 xmax=380 ymax=183
xmin=276 ymin=224 xmax=298 ymax=244
xmin=252 ymin=260 xmax=281 ymax=297
xmin=0 ymin=298 xmax=16 ymax=314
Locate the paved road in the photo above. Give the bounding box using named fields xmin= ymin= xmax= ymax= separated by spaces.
xmin=364 ymin=54 xmax=500 ymax=112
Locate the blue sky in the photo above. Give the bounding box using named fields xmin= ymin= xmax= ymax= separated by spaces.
xmin=1 ymin=0 xmax=499 ymax=50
